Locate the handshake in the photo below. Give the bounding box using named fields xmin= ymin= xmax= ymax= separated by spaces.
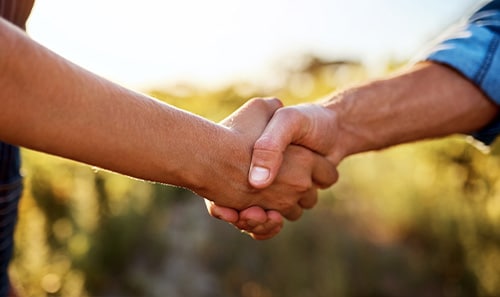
xmin=194 ymin=62 xmax=498 ymax=240
xmin=201 ymin=97 xmax=343 ymax=240
xmin=4 ymin=34 xmax=489 ymax=242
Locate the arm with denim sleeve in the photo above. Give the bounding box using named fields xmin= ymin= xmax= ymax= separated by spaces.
xmin=426 ymin=0 xmax=500 ymax=143
xmin=212 ymin=1 xmax=500 ymax=235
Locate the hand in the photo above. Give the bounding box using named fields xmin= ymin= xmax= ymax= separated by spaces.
xmin=202 ymin=98 xmax=337 ymax=219
xmin=205 ymin=201 xmax=284 ymax=240
xmin=248 ymin=103 xmax=340 ymax=188
xmin=206 ymin=142 xmax=338 ymax=239
xmin=205 ymin=101 xmax=338 ymax=239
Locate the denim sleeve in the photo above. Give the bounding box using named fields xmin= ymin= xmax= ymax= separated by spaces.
xmin=425 ymin=0 xmax=500 ymax=144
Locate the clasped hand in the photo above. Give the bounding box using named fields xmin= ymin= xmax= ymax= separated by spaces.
xmin=204 ymin=98 xmax=340 ymax=240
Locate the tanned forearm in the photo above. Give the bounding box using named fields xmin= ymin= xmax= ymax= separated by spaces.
xmin=0 ymin=19 xmax=333 ymax=219
xmin=0 ymin=18 xmax=235 ymax=191
xmin=325 ymin=62 xmax=499 ymax=163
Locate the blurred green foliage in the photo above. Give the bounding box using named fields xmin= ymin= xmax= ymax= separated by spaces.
xmin=9 ymin=57 xmax=500 ymax=297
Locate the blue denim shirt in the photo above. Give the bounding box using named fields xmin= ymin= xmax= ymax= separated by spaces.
xmin=426 ymin=0 xmax=500 ymax=144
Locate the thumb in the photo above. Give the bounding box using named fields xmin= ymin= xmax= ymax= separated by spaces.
xmin=249 ymin=113 xmax=296 ymax=189
xmin=220 ymin=97 xmax=286 ymax=189
xmin=249 ymin=104 xmax=333 ymax=188
xmin=248 ymin=143 xmax=284 ymax=189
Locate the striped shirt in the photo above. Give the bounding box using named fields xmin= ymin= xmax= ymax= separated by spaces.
xmin=0 ymin=1 xmax=34 ymax=296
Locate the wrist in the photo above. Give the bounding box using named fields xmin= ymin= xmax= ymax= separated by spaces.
xmin=322 ymin=87 xmax=379 ymax=163
xmin=185 ymin=125 xmax=253 ymax=207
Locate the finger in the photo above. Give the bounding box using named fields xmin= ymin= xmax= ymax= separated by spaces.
xmin=249 ymin=108 xmax=306 ymax=189
xmin=204 ymin=199 xmax=239 ymax=223
xmin=234 ymin=220 xmax=252 ymax=231
xmin=267 ymin=145 xmax=319 ymax=210
xmin=232 ymin=210 xmax=268 ymax=231
xmin=254 ymin=211 xmax=284 ymax=234
xmin=250 ymin=225 xmax=283 ymax=240
xmin=239 ymin=206 xmax=268 ymax=226
xmin=248 ymin=150 xmax=282 ymax=189
xmin=266 ymin=210 xmax=284 ymax=226
xmin=298 ymin=187 xmax=318 ymax=209
xmin=243 ymin=210 xmax=284 ymax=240
xmin=282 ymin=204 xmax=303 ymax=221
xmin=311 ymin=154 xmax=339 ymax=189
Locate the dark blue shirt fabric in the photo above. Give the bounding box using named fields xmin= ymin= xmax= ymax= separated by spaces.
xmin=0 ymin=146 xmax=22 ymax=297
xmin=426 ymin=0 xmax=500 ymax=144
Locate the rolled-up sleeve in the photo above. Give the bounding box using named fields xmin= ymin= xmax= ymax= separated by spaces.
xmin=426 ymin=0 xmax=500 ymax=144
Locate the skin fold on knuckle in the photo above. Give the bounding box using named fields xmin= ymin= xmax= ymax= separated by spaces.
xmin=248 ymin=97 xmax=280 ymax=116
xmin=286 ymin=106 xmax=311 ymax=141
xmin=284 ymin=174 xmax=313 ymax=193
xmin=254 ymin=135 xmax=283 ymax=155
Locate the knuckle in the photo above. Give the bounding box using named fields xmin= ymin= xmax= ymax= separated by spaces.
xmin=324 ymin=165 xmax=339 ymax=186
xmin=275 ymin=106 xmax=300 ymax=120
xmin=280 ymin=200 xmax=295 ymax=211
xmin=300 ymin=181 xmax=313 ymax=192
xmin=291 ymin=177 xmax=313 ymax=192
xmin=254 ymin=136 xmax=283 ymax=153
xmin=248 ymin=97 xmax=282 ymax=110
xmin=275 ymin=107 xmax=309 ymax=137
xmin=246 ymin=97 xmax=266 ymax=110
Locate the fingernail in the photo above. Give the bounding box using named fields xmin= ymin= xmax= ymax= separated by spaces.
xmin=250 ymin=166 xmax=270 ymax=183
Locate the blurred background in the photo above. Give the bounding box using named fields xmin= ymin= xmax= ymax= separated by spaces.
xmin=9 ymin=0 xmax=500 ymax=296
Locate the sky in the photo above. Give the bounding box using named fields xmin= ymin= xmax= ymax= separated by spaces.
xmin=27 ymin=0 xmax=485 ymax=90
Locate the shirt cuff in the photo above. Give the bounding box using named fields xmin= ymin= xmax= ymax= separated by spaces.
xmin=426 ymin=23 xmax=500 ymax=144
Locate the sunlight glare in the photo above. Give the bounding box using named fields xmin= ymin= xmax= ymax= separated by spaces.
xmin=28 ymin=0 xmax=483 ymax=89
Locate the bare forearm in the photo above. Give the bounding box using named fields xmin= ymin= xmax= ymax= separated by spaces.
xmin=325 ymin=62 xmax=499 ymax=162
xmin=0 ymin=19 xmax=232 ymax=189
xmin=0 ymin=19 xmax=321 ymax=217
